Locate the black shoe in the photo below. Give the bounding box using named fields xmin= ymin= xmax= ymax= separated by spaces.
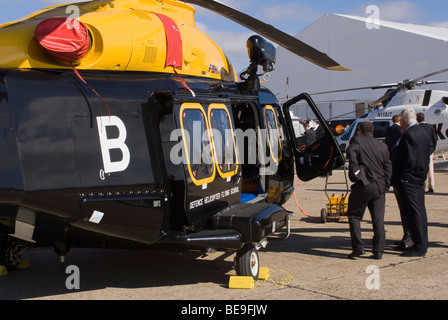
xmin=370 ymin=253 xmax=383 ymax=260
xmin=401 ymin=249 xmax=426 ymax=257
xmin=427 ymin=188 xmax=434 ymax=193
xmin=393 ymin=243 xmax=411 ymax=251
xmin=347 ymin=249 xmax=365 ymax=259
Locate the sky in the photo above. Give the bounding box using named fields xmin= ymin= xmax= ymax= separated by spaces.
xmin=1 ymin=0 xmax=448 ymax=72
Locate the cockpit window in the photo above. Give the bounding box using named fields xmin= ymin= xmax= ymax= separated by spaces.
xmin=373 ymin=121 xmax=390 ymax=140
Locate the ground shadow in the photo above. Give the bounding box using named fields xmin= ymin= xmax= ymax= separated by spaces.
xmin=0 ymin=247 xmax=235 ymax=300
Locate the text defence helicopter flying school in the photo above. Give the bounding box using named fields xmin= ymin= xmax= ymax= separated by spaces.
xmin=0 ymin=0 xmax=346 ymax=279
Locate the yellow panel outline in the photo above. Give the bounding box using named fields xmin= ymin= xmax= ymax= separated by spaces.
xmin=207 ymin=103 xmax=239 ymax=179
xmin=264 ymin=105 xmax=283 ymax=163
xmin=179 ymin=103 xmax=216 ymax=186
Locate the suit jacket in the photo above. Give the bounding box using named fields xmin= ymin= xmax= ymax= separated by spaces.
xmin=385 ymin=123 xmax=403 ymax=153
xmin=419 ymin=122 xmax=437 ymax=154
xmin=347 ymin=135 xmax=392 ymax=193
xmin=392 ymin=124 xmax=432 ymax=186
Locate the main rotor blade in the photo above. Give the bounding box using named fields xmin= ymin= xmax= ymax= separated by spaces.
xmin=368 ymin=88 xmax=400 ymax=107
xmin=411 ymin=67 xmax=448 ymax=84
xmin=420 ymin=80 xmax=447 ymax=86
xmin=310 ymin=83 xmax=399 ymax=96
xmin=371 ymin=69 xmax=448 ymax=105
xmin=185 ymin=0 xmax=349 ymax=71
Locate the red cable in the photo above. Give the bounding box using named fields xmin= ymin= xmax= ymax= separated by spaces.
xmin=71 ymin=64 xmax=111 ymax=117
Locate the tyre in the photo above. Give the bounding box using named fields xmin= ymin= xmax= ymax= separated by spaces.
xmin=321 ymin=208 xmax=327 ymax=224
xmin=0 ymin=236 xmax=21 ymax=271
xmin=235 ymin=244 xmax=259 ymax=280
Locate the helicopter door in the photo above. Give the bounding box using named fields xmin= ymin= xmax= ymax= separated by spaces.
xmin=174 ymin=101 xmax=241 ymax=227
xmin=282 ymin=93 xmax=345 ymax=181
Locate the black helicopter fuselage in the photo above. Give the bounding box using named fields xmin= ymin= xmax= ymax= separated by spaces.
xmin=0 ymin=68 xmax=296 ymax=250
xmin=0 ymin=0 xmax=348 ymax=278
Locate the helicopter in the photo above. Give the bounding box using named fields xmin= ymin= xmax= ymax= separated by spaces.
xmin=309 ymin=69 xmax=448 ymax=154
xmin=0 ymin=0 xmax=346 ymax=280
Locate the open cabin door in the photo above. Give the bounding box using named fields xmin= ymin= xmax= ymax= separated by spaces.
xmin=282 ymin=93 xmax=345 ymax=181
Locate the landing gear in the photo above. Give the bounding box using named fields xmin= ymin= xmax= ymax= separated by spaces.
xmin=235 ymin=244 xmax=260 ymax=280
xmin=53 ymin=228 xmax=71 ymax=263
xmin=321 ymin=208 xmax=327 ymax=224
xmin=0 ymin=236 xmax=22 ymax=271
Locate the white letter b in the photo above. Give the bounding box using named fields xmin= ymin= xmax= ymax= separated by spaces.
xmin=97 ymin=116 xmax=131 ymax=174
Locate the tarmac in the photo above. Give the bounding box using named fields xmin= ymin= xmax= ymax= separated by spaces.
xmin=0 ymin=153 xmax=447 ymax=302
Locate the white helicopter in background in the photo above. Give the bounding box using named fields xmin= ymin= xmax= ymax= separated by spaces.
xmin=316 ymin=68 xmax=448 ymax=155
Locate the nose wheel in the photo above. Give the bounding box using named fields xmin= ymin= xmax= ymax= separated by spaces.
xmin=0 ymin=236 xmax=22 ymax=271
xmin=234 ymin=244 xmax=260 ymax=280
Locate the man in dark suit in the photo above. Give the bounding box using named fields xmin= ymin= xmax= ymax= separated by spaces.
xmin=386 ymin=114 xmax=412 ymax=251
xmin=392 ymin=109 xmax=432 ymax=257
xmin=385 ymin=114 xmax=403 ymax=153
xmin=346 ymin=122 xmax=392 ymax=260
xmin=303 ymin=121 xmax=316 ymax=148
xmin=417 ymin=112 xmax=437 ymax=193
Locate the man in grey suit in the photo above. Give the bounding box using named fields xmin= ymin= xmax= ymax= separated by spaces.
xmin=346 ymin=122 xmax=392 ymax=260
xmin=392 ymin=109 xmax=432 ymax=257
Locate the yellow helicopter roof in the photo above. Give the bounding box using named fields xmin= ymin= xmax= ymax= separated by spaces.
xmin=0 ymin=0 xmax=237 ymax=81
